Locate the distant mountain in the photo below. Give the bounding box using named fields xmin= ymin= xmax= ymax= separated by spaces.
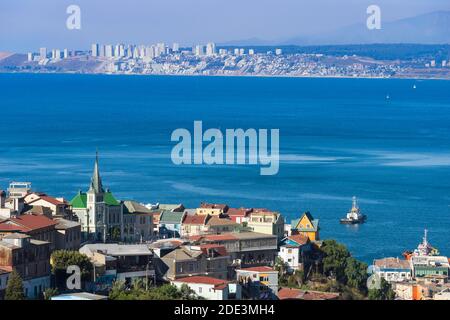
xmin=285 ymin=11 xmax=450 ymax=45
xmin=223 ymin=11 xmax=450 ymax=46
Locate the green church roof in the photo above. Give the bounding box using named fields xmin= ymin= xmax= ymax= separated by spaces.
xmin=70 ymin=191 xmax=120 ymax=208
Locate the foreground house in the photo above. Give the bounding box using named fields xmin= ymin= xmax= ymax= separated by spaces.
xmin=236 ymin=266 xmax=278 ymax=300
xmin=0 ymin=233 xmax=51 ymax=299
xmin=158 ymin=244 xmax=229 ymax=280
xmin=278 ymin=234 xmax=312 ymax=272
xmin=171 ymin=276 xmax=241 ymax=300
xmin=79 ymin=243 xmax=155 ymax=289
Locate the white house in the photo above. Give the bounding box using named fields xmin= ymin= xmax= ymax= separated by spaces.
xmin=373 ymin=257 xmax=412 ymax=283
xmin=171 ymin=276 xmax=241 ymax=300
xmin=278 ymin=234 xmax=311 ymax=272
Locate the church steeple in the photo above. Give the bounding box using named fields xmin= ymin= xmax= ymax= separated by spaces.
xmin=89 ymin=150 xmax=104 ymax=194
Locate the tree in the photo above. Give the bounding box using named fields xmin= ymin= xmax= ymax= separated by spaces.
xmin=368 ymin=278 xmax=395 ymax=300
xmin=344 ymin=257 xmax=368 ymax=292
xmin=320 ymin=240 xmax=351 ymax=283
xmin=5 ymin=269 xmax=25 ymax=300
xmin=51 ymin=250 xmax=93 ymax=290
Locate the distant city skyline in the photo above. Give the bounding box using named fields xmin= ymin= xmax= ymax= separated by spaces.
xmin=1 ymin=0 xmax=450 ymax=52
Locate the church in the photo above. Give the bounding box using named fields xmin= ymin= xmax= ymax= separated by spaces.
xmin=70 ymin=153 xmax=123 ymax=242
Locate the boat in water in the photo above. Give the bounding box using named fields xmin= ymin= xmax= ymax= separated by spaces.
xmin=403 ymin=229 xmax=440 ymax=260
xmin=340 ymin=196 xmax=367 ymax=224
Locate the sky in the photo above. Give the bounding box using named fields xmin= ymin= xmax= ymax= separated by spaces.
xmin=1 ymin=0 xmax=449 ymax=52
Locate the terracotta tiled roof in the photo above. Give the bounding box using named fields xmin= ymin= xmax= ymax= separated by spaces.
xmin=0 ymin=214 xmax=57 ymax=232
xmin=183 ymin=214 xmax=209 ymax=225
xmin=237 ymin=266 xmax=276 ymax=273
xmin=288 ymin=234 xmax=310 ymax=246
xmin=174 ymin=276 xmax=229 ymax=289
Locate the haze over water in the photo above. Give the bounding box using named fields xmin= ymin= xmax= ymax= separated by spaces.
xmin=1 ymin=73 xmax=450 ymax=263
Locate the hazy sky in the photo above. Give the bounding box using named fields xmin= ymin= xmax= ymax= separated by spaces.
xmin=1 ymin=0 xmax=449 ymax=52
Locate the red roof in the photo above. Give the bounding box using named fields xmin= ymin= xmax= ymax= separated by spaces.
xmin=0 ymin=214 xmax=57 ymax=232
xmin=237 ymin=266 xmax=276 ymax=273
xmin=28 ymin=195 xmax=65 ymax=206
xmin=227 ymin=208 xmax=252 ymax=216
xmin=287 ymin=234 xmax=310 ymax=246
xmin=200 ymin=203 xmax=228 ymax=210
xmin=183 ymin=214 xmax=209 ymax=225
xmin=198 ymin=244 xmax=228 ymax=256
xmin=175 ymin=276 xmax=229 ymax=289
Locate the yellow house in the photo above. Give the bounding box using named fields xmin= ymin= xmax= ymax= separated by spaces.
xmin=247 ymin=210 xmax=285 ymax=241
xmin=291 ymin=211 xmax=320 ymax=241
xmin=196 ymin=203 xmax=229 ymax=216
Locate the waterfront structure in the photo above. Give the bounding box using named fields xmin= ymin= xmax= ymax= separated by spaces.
xmin=247 ymin=209 xmax=285 ymax=241
xmin=0 ymin=233 xmax=51 ymax=299
xmin=70 ymin=153 xmax=124 ymax=242
xmin=278 ymin=234 xmax=312 ymax=272
xmin=291 ymin=211 xmax=320 ymax=241
xmin=236 ymin=266 xmax=278 ymax=300
xmin=373 ymin=257 xmax=412 ymax=283
xmin=171 ymin=276 xmax=241 ymax=300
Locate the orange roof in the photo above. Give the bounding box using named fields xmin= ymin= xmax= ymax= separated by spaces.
xmin=183 ymin=214 xmax=209 ymax=225
xmin=0 ymin=214 xmax=57 ymax=232
xmin=174 ymin=276 xmax=229 ymax=289
xmin=237 ymin=266 xmax=276 ymax=273
xmin=287 ymin=234 xmax=310 ymax=245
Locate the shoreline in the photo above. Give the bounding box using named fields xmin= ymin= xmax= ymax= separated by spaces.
xmin=1 ymin=70 xmax=450 ymax=81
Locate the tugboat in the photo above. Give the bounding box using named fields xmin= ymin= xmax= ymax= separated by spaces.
xmin=340 ymin=196 xmax=367 ymax=224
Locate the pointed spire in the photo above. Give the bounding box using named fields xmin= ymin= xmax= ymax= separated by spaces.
xmin=89 ymin=149 xmax=104 ymax=194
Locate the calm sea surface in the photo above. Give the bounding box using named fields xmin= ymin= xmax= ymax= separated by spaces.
xmin=1 ymin=73 xmax=450 ymax=262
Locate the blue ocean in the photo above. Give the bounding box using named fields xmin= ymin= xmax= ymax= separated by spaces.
xmin=1 ymin=73 xmax=450 ymax=263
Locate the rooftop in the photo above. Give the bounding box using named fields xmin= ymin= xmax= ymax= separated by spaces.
xmin=237 ymin=266 xmax=276 ymax=273
xmin=80 ymin=243 xmax=153 ymax=257
xmin=374 ymin=257 xmax=411 ymax=269
xmin=0 ymin=214 xmax=57 ymax=232
xmin=173 ymin=276 xmax=229 ymax=289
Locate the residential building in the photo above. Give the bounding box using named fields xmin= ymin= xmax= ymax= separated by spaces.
xmin=278 ymin=234 xmax=312 ymax=272
xmin=123 ymin=200 xmax=154 ymax=242
xmin=190 ymin=232 xmax=278 ymax=268
xmin=291 ymin=211 xmax=320 ymax=241
xmin=0 ymin=233 xmax=51 ymax=299
xmin=226 ymin=208 xmax=252 ymax=224
xmin=24 ymin=193 xmax=69 ymax=217
xmin=0 ymin=213 xmax=58 ymax=250
xmin=373 ymin=257 xmax=412 ymax=283
xmin=247 ymin=209 xmax=285 ymax=241
xmin=158 ymin=244 xmax=229 ymax=281
xmin=196 ymin=203 xmax=229 ymax=216
xmin=181 ymin=214 xmax=210 ymax=237
xmin=158 ymin=210 xmax=185 ymax=238
xmin=54 ymin=218 xmax=81 ymax=251
xmin=158 ymin=203 xmax=185 ymax=212
xmin=236 ymin=266 xmax=278 ymax=300
xmin=171 ymin=276 xmax=241 ymax=300
xmin=411 ymin=255 xmax=449 ymax=280
xmin=70 ymin=153 xmax=124 ymax=242
xmin=206 ymin=42 xmax=216 ymax=56
xmin=79 ymin=243 xmax=155 ymax=288
xmin=205 ymin=216 xmax=239 ymax=234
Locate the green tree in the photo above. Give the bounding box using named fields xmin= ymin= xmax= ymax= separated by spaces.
xmin=5 ymin=269 xmax=25 ymax=300
xmin=344 ymin=257 xmax=368 ymax=292
xmin=368 ymin=278 xmax=395 ymax=300
xmin=320 ymin=240 xmax=351 ymax=283
xmin=51 ymin=250 xmax=93 ymax=281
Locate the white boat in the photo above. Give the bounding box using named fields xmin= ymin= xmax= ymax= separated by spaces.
xmin=340 ymin=196 xmax=367 ymax=224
